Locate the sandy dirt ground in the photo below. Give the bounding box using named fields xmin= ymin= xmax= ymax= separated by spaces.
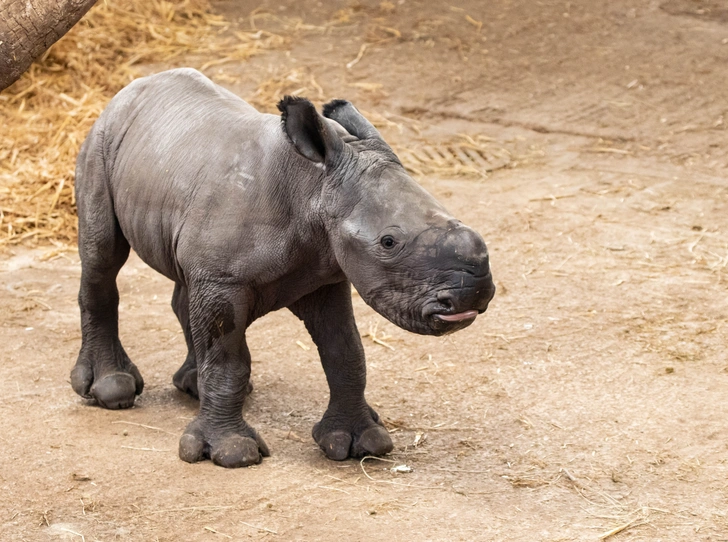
xmin=2 ymin=0 xmax=728 ymax=540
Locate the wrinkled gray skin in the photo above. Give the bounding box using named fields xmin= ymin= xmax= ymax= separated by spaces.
xmin=71 ymin=68 xmax=495 ymax=468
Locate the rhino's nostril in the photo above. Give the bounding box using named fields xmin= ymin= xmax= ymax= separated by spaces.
xmin=436 ymin=291 xmax=454 ymax=309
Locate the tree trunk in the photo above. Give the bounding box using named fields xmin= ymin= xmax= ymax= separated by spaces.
xmin=0 ymin=0 xmax=98 ymax=92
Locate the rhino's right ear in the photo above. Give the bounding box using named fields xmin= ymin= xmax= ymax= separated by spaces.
xmin=278 ymin=96 xmax=343 ymax=165
xmin=322 ymin=99 xmax=383 ymax=141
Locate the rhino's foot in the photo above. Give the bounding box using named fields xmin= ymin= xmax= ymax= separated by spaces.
xmin=179 ymin=417 xmax=269 ymax=468
xmin=313 ymin=406 xmax=393 ymax=461
xmin=71 ymin=346 xmax=144 ymax=409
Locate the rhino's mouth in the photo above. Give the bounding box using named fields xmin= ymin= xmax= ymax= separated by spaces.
xmin=433 ymin=310 xmax=478 ymax=322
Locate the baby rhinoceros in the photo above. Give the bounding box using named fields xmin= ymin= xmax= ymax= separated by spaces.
xmin=71 ymin=68 xmax=495 ymax=468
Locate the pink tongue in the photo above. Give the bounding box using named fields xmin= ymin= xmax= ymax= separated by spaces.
xmin=436 ymin=310 xmax=478 ymax=322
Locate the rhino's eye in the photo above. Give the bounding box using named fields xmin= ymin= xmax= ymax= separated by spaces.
xmin=380 ymin=235 xmax=397 ymax=249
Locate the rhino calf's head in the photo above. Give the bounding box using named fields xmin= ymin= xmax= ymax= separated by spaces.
xmin=279 ymin=97 xmax=495 ymax=336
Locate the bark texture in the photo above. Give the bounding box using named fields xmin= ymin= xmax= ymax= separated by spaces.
xmin=0 ymin=0 xmax=98 ymax=91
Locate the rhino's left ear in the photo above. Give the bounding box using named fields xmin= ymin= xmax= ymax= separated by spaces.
xmin=278 ymin=96 xmax=343 ymax=165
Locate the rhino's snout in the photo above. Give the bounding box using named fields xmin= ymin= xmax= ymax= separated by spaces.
xmin=436 ymin=272 xmax=495 ymax=312
xmin=417 ymin=225 xmax=495 ymax=334
xmin=428 ymin=270 xmax=495 ymax=325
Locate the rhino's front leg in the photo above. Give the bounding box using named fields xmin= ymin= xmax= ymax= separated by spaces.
xmin=178 ymin=282 xmax=269 ymax=468
xmin=290 ymin=281 xmax=393 ymax=460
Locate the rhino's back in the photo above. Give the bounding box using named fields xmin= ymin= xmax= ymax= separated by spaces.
xmin=95 ymin=68 xmax=284 ymax=281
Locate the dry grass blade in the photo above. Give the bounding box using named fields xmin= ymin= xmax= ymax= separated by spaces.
xmin=0 ymin=0 xmax=286 ymax=249
xmin=239 ymin=521 xmax=278 ymax=535
xmin=204 ymin=526 xmax=233 ymax=539
xmin=361 ymin=322 xmax=395 ymax=350
xmin=598 ymin=518 xmax=639 ymax=540
xmin=596 ymin=507 xmax=655 ymax=540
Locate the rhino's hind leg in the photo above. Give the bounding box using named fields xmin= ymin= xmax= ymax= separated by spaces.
xmin=178 ymin=283 xmax=268 ymax=467
xmin=171 ymin=283 xmax=199 ymax=399
xmin=289 ymin=281 xmax=393 ymax=460
xmin=72 ymin=248 xmax=143 ymax=410
xmin=71 ymin=139 xmax=143 ymax=409
xmin=72 ymin=204 xmax=142 ymax=408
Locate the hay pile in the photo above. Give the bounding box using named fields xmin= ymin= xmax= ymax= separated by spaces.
xmin=0 ymin=0 xmax=285 ymax=248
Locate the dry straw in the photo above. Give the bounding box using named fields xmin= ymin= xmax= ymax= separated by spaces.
xmin=0 ymin=0 xmax=285 ymax=248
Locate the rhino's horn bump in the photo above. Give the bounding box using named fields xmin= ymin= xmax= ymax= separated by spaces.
xmin=321 ymin=99 xmax=383 ymax=142
xmin=322 ymin=99 xmax=351 ymax=118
